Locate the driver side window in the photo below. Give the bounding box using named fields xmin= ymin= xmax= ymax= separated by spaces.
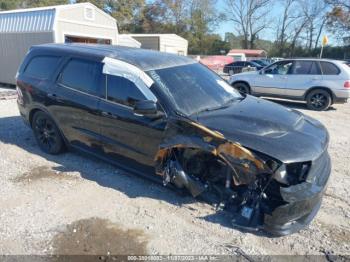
xmin=106 ymin=75 xmax=147 ymax=107
xmin=264 ymin=61 xmax=293 ymax=75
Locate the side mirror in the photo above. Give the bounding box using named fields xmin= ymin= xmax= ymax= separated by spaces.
xmin=133 ymin=100 xmax=158 ymax=116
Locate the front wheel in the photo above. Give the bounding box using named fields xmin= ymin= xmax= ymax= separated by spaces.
xmin=232 ymin=82 xmax=250 ymax=95
xmin=32 ymin=111 xmax=65 ymax=154
xmin=306 ymin=89 xmax=332 ymax=111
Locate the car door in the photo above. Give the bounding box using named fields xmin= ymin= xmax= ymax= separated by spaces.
xmin=98 ymin=74 xmax=167 ymax=172
xmin=252 ymin=60 xmax=293 ymax=96
xmin=285 ymin=60 xmax=322 ymax=98
xmin=48 ymin=57 xmax=104 ymax=153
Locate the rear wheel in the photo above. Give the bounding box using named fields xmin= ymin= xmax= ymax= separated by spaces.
xmin=32 ymin=111 xmax=64 ymax=154
xmin=233 ymin=82 xmax=250 ymax=95
xmin=306 ymin=89 xmax=332 ymax=111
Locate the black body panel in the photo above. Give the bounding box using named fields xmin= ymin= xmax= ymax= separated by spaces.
xmin=193 ymin=95 xmax=329 ymax=163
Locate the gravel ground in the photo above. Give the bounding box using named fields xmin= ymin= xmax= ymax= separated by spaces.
xmin=0 ymin=88 xmax=349 ymax=258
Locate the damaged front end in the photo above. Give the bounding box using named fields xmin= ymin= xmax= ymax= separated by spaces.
xmin=154 ymin=118 xmax=330 ymax=236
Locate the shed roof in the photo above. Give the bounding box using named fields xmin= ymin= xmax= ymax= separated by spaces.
xmin=32 ymin=43 xmax=195 ymax=71
xmin=0 ymin=2 xmax=114 ymax=33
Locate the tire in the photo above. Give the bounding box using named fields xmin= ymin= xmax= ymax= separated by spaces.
xmin=233 ymin=82 xmax=250 ymax=95
xmin=306 ymin=89 xmax=332 ymax=111
xmin=32 ymin=111 xmax=65 ymax=154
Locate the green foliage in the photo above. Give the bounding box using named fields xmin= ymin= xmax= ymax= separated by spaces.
xmin=326 ymin=1 xmax=350 ymax=40
xmin=0 ymin=0 xmax=68 ymax=10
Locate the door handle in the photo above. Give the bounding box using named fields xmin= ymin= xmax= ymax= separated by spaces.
xmin=47 ymin=93 xmax=57 ymax=99
xmin=101 ymin=111 xmax=118 ymax=119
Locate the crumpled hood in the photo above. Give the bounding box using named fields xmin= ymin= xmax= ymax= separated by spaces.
xmin=193 ymin=96 xmax=329 ymax=163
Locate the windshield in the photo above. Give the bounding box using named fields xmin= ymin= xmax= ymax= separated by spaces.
xmin=148 ymin=63 xmax=242 ymax=116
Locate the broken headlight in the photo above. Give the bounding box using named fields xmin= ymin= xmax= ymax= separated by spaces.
xmin=274 ymin=162 xmax=311 ymax=186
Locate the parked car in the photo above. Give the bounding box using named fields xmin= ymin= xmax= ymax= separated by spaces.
xmin=223 ymin=61 xmax=264 ymax=74
xmin=229 ymin=59 xmax=350 ymax=110
xmin=199 ymin=55 xmax=234 ymax=71
xmin=17 ymin=44 xmax=331 ymax=236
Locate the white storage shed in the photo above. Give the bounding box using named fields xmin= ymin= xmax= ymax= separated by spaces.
xmin=127 ymin=34 xmax=188 ymax=56
xmin=0 ymin=2 xmax=118 ymax=85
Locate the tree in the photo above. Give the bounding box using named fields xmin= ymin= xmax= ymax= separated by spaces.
xmin=225 ymin=0 xmax=271 ymax=49
xmin=0 ymin=0 xmax=68 ymax=10
xmin=299 ymin=0 xmax=327 ymax=51
xmin=326 ymin=0 xmax=350 ymax=40
xmin=274 ymin=0 xmax=300 ymax=56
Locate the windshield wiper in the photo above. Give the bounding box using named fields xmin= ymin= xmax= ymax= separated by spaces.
xmin=195 ymin=97 xmax=239 ymax=115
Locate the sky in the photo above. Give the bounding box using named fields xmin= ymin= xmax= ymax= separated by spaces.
xmin=216 ymin=0 xmax=282 ymax=40
xmin=215 ymin=0 xmax=336 ymax=45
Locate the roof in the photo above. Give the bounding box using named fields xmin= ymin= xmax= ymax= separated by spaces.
xmin=32 ymin=43 xmax=196 ymax=71
xmin=228 ymin=49 xmax=267 ymax=56
xmin=127 ymin=34 xmax=188 ymax=42
xmin=0 ymin=3 xmax=115 ymax=33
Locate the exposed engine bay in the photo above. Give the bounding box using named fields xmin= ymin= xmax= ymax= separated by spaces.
xmin=160 ymin=147 xmax=287 ymax=231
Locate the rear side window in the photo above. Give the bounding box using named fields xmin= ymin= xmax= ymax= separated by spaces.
xmin=60 ymin=59 xmax=102 ymax=96
xmin=291 ymin=61 xmax=320 ymax=75
xmin=320 ymin=62 xmax=340 ymax=75
xmin=24 ymin=56 xmax=60 ymax=79
xmin=107 ymin=75 xmax=146 ymax=107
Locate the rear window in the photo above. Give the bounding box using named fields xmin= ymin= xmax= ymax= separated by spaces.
xmin=320 ymin=62 xmax=340 ymax=75
xmin=24 ymin=56 xmax=60 ymax=79
xmin=60 ymin=59 xmax=102 ymax=96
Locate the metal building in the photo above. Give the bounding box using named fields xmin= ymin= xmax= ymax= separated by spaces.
xmin=0 ymin=3 xmax=118 ymax=85
xmin=124 ymin=34 xmax=188 ymax=56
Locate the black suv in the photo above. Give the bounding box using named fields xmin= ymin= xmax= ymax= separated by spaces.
xmin=17 ymin=44 xmax=331 ymax=236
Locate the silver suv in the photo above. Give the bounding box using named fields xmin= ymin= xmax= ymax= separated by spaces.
xmin=228 ymin=59 xmax=350 ymax=110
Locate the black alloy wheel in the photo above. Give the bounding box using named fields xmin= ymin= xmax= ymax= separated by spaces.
xmin=32 ymin=111 xmax=64 ymax=154
xmin=306 ymin=89 xmax=332 ymax=111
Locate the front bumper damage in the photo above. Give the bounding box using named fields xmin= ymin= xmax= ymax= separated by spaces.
xmin=154 ymin=117 xmax=331 ymax=236
xmin=264 ymin=151 xmax=331 ymax=235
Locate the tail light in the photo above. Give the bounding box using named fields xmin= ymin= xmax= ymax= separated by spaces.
xmin=16 ymin=87 xmax=24 ymax=105
xmin=344 ymin=81 xmax=350 ymax=89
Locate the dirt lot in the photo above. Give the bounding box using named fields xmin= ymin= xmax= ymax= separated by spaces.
xmin=0 ymin=87 xmax=349 ymax=258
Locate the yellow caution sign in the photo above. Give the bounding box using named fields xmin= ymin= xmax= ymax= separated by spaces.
xmin=322 ymin=35 xmax=328 ymax=46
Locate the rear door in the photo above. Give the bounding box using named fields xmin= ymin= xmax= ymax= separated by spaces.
xmin=98 ymin=74 xmax=166 ymax=172
xmin=285 ymin=60 xmax=322 ymax=98
xmin=48 ymin=57 xmax=104 ymax=152
xmin=252 ymin=60 xmax=293 ymax=96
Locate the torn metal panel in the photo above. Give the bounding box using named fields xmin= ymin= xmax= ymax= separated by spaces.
xmin=154 ymin=118 xmax=271 ymax=185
